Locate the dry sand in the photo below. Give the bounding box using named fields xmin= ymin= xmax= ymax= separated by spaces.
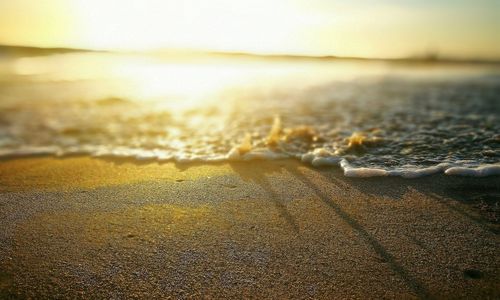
xmin=0 ymin=156 xmax=499 ymax=299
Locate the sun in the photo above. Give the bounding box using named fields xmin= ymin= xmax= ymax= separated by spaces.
xmin=71 ymin=0 xmax=302 ymax=54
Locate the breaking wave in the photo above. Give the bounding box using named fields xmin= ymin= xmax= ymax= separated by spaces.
xmin=0 ymin=54 xmax=499 ymax=178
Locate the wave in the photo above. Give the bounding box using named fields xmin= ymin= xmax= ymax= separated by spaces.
xmin=1 ymin=145 xmax=498 ymax=178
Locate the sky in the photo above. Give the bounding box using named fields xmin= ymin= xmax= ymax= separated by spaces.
xmin=0 ymin=0 xmax=499 ymax=59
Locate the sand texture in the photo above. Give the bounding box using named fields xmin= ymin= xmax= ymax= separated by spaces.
xmin=0 ymin=157 xmax=499 ymax=299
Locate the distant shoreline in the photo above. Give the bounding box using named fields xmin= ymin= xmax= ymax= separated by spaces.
xmin=1 ymin=44 xmax=500 ymax=65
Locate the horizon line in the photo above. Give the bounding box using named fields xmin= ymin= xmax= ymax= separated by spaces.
xmin=1 ymin=43 xmax=500 ymax=65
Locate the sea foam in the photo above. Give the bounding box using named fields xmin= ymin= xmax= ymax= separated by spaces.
xmin=1 ymin=63 xmax=498 ymax=179
xmin=444 ymin=165 xmax=500 ymax=177
xmin=0 ymin=145 xmax=498 ymax=178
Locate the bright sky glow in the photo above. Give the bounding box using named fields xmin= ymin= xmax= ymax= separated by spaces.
xmin=0 ymin=0 xmax=499 ymax=59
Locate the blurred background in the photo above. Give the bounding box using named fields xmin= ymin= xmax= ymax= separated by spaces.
xmin=0 ymin=0 xmax=499 ymax=173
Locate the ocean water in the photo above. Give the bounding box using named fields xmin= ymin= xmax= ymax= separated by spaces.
xmin=0 ymin=52 xmax=499 ymax=177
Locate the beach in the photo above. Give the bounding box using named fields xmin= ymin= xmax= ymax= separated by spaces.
xmin=0 ymin=156 xmax=498 ymax=298
xmin=1 ymin=0 xmax=500 ymax=298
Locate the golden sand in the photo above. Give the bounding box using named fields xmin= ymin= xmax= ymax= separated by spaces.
xmin=0 ymin=156 xmax=231 ymax=191
xmin=0 ymin=156 xmax=498 ymax=298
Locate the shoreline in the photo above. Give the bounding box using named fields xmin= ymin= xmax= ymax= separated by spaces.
xmin=0 ymin=152 xmax=499 ymax=179
xmin=0 ymin=156 xmax=499 ymax=298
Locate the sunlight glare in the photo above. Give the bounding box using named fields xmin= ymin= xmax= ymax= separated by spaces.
xmin=72 ymin=0 xmax=304 ymax=54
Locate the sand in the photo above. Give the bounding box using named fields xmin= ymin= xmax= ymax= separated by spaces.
xmin=0 ymin=156 xmax=499 ymax=299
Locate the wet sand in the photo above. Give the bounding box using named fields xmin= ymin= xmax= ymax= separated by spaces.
xmin=0 ymin=156 xmax=499 ymax=299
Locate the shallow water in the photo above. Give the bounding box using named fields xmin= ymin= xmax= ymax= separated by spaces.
xmin=0 ymin=52 xmax=499 ymax=177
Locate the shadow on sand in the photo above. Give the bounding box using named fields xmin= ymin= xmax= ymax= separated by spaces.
xmin=224 ymin=161 xmax=498 ymax=299
xmin=228 ymin=162 xmax=300 ymax=233
xmin=283 ymin=164 xmax=432 ymax=299
xmin=4 ymin=155 xmax=498 ymax=298
xmin=323 ymin=170 xmax=500 ymax=234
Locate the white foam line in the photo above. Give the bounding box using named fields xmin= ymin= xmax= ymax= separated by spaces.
xmin=388 ymin=163 xmax=451 ymax=179
xmin=340 ymin=159 xmax=388 ymax=177
xmin=340 ymin=160 xmax=500 ymax=178
xmin=0 ymin=147 xmax=498 ymax=178
xmin=445 ymin=165 xmax=500 ymax=177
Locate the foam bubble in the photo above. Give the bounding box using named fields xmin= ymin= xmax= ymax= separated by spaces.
xmin=445 ymin=164 xmax=500 ymax=177
xmin=301 ymin=148 xmax=342 ymax=167
xmin=341 ymin=159 xmax=388 ymax=177
xmin=388 ymin=164 xmax=451 ymax=178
